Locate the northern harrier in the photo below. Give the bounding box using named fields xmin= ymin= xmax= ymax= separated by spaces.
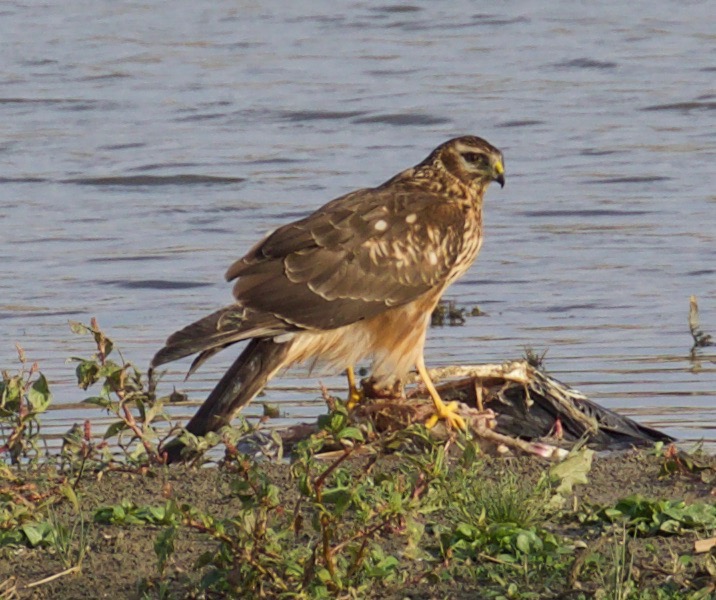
xmin=152 ymin=136 xmax=505 ymax=460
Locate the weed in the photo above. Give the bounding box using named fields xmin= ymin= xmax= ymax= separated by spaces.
xmin=431 ymin=299 xmax=467 ymax=326
xmin=597 ymin=526 xmax=638 ymax=600
xmin=0 ymin=346 xmax=52 ymax=465
xmin=436 ymin=467 xmax=562 ymax=566
xmin=69 ymin=319 xmax=178 ymax=464
xmin=1 ymin=321 xmax=714 ymax=599
xmin=46 ymin=506 xmax=89 ymax=571
xmin=597 ymin=495 xmax=716 ymax=536
xmin=688 ymin=295 xmax=713 ymax=351
xmin=655 ymin=443 xmax=716 ymax=483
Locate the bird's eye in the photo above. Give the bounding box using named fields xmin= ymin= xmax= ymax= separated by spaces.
xmin=462 ymin=152 xmax=485 ymax=164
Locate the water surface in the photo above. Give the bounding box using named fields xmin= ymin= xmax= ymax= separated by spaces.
xmin=1 ymin=0 xmax=714 ymax=447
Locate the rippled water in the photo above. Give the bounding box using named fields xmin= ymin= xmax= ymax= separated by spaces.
xmin=1 ymin=1 xmax=714 ymax=448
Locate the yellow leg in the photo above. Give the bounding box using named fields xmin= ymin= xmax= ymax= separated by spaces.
xmin=417 ymin=357 xmax=466 ymax=430
xmin=345 ymin=366 xmax=363 ymax=410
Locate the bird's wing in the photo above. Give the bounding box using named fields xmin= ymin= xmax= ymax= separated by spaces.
xmin=226 ymin=183 xmax=467 ymax=330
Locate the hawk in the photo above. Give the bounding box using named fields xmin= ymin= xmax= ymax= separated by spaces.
xmin=152 ymin=136 xmax=505 ymax=461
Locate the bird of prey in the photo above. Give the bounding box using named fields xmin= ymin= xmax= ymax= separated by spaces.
xmin=152 ymin=136 xmax=505 ymax=460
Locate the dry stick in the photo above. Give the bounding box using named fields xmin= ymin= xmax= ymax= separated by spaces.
xmin=313 ymin=446 xmax=355 ymax=492
xmin=477 ymin=553 xmax=521 ymax=567
xmin=474 ymin=420 xmax=548 ymax=455
xmin=23 ymin=565 xmax=82 ymax=589
xmin=332 ymin=518 xmax=392 ymax=556
xmin=474 ymin=381 xmax=484 ymax=412
xmin=0 ymin=576 xmax=18 ymax=600
xmin=343 ymin=519 xmax=393 ymax=579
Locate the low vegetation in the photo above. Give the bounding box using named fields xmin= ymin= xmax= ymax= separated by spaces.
xmin=0 ymin=319 xmax=714 ymax=599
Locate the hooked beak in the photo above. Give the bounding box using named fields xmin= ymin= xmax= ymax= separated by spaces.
xmin=493 ymin=159 xmax=505 ymax=188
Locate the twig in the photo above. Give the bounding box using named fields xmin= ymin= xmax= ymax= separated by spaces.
xmin=343 ymin=519 xmax=395 ymax=580
xmin=120 ymin=402 xmax=163 ymax=463
xmin=332 ymin=518 xmax=391 ymax=556
xmin=474 ymin=420 xmax=567 ymax=459
xmin=320 ymin=513 xmax=337 ymax=580
xmin=23 ymin=565 xmax=82 ymax=589
xmin=477 ymin=552 xmax=521 ymax=567
xmin=0 ymin=576 xmax=18 ymax=599
xmin=313 ymin=447 xmax=355 ymax=493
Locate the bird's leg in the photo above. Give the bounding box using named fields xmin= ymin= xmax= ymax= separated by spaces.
xmin=416 ymin=357 xmax=466 ymax=430
xmin=345 ymin=366 xmax=364 ymax=410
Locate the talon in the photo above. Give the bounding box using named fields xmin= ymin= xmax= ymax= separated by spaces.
xmin=426 ymin=399 xmax=467 ymax=430
xmin=425 ymin=414 xmax=439 ymax=429
xmin=415 ymin=359 xmax=467 ymax=430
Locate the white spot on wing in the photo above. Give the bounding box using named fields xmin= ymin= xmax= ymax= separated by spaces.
xmin=374 ymin=219 xmax=388 ymax=232
xmin=428 ymin=251 xmax=438 ymax=265
xmin=405 ymin=213 xmax=417 ymax=224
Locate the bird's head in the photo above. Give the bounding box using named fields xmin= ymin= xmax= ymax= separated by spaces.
xmin=429 ymin=135 xmax=505 ymax=191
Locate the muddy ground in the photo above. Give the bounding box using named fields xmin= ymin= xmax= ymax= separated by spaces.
xmin=1 ymin=444 xmax=715 ymax=600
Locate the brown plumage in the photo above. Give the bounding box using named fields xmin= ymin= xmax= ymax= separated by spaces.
xmin=152 ymin=136 xmax=505 ymax=461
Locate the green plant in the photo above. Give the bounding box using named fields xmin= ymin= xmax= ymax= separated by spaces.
xmin=0 ymin=345 xmax=52 ymax=465
xmin=70 ymin=319 xmax=177 ymax=464
xmin=437 ymin=468 xmax=560 ymax=564
xmin=656 ymin=443 xmax=715 ymax=483
xmin=46 ymin=505 xmax=89 ymax=571
xmin=597 ymin=496 xmax=716 ymax=536
xmin=119 ymin=410 xmax=445 ymax=598
xmin=596 ymin=526 xmax=638 ymax=600
xmin=0 ymin=470 xmax=85 ymax=556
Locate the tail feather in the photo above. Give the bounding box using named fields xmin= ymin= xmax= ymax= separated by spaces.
xmin=151 ymin=305 xmax=285 ymax=368
xmin=161 ymin=338 xmax=292 ymax=463
xmin=186 ymin=346 xmax=227 ymax=379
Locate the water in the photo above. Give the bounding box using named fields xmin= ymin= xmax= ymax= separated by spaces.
xmin=1 ymin=0 xmax=714 ymax=448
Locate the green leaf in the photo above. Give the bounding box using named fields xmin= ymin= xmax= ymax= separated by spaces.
xmin=262 ymin=403 xmax=280 ymax=418
xmin=69 ymin=321 xmax=91 ymax=335
xmin=135 ymin=397 xmax=146 ymax=421
xmin=155 ymin=526 xmax=177 ymax=572
xmin=298 ymin=474 xmax=313 ymax=496
xmin=147 ymin=506 xmax=167 ymax=523
xmin=1 ymin=375 xmax=23 ymax=406
xmin=21 ymin=522 xmax=52 ymax=547
xmin=83 ymin=396 xmax=112 ymax=408
xmin=550 ymin=447 xmax=594 ymax=495
xmin=27 ymin=374 xmax=52 ymax=412
xmin=602 ymin=507 xmax=624 ymax=521
xmin=455 ymin=522 xmax=478 ymax=540
xmin=103 ymin=420 xmax=130 ymax=439
xmin=60 ymin=482 xmax=80 ymax=512
xmin=98 ymin=361 xmax=123 ymax=380
xmin=75 ymin=360 xmax=100 ymax=390
xmin=366 ymin=553 xmax=399 ymax=578
xmin=336 ymin=426 xmax=364 ymax=443
xmin=516 ymin=532 xmax=531 ymax=554
xmin=659 ymin=519 xmax=681 ymax=534
xmin=321 ymin=486 xmax=352 ymax=513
